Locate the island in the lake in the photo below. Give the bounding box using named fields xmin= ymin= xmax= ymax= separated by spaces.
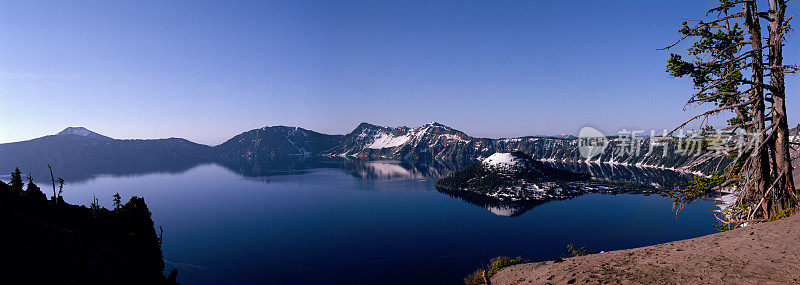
xmin=435 ymin=152 xmax=668 ymax=205
xmin=435 ymin=152 xmax=590 ymax=201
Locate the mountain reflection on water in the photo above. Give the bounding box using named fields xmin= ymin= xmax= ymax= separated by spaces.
xmin=3 ymin=156 xmax=695 ymax=218
xmin=216 ymin=158 xmax=469 ymax=180
xmin=11 ymin=157 xmax=469 ymax=183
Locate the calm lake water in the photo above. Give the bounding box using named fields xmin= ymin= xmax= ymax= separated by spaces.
xmin=39 ymin=160 xmax=717 ymax=284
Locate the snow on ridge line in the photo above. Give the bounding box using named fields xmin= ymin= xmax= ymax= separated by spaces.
xmin=360 ymin=122 xmax=466 ymax=150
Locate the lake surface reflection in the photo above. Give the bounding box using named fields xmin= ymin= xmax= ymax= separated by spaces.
xmin=27 ymin=158 xmax=715 ymax=284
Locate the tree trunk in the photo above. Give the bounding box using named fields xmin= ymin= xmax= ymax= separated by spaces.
xmin=767 ymin=0 xmax=798 ymax=214
xmin=48 ymin=165 xmax=56 ymax=202
xmin=743 ymin=1 xmax=772 ymax=219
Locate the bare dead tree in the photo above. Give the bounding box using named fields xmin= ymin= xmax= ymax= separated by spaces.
xmin=48 ymin=164 xmax=56 ymax=202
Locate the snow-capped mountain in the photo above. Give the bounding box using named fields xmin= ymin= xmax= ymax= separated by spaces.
xmin=322 ymin=122 xmax=726 ymax=174
xmin=0 ymin=127 xmax=215 ymax=176
xmin=0 ymin=123 xmax=742 ymax=177
xmin=57 ymin=127 xmax=112 ymax=140
xmin=331 ymin=122 xmax=495 ymax=161
xmin=211 ymin=122 xmax=731 ymax=174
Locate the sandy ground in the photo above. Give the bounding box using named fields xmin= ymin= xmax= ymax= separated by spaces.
xmin=492 ymin=214 xmax=800 ymax=284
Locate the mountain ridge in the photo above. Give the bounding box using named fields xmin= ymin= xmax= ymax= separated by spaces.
xmin=0 ymin=127 xmax=216 ymax=176
xmin=216 ymin=126 xmax=342 ymax=160
xmin=0 ymin=123 xmax=757 ymax=176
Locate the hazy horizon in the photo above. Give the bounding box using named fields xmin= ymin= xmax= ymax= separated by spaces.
xmin=2 ymin=0 xmax=799 ymax=145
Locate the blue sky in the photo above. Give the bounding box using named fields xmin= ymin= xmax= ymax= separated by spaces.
xmin=1 ymin=0 xmax=798 ymax=145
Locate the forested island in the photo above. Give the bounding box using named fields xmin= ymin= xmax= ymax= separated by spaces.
xmin=435 ymin=152 xmax=670 ymax=204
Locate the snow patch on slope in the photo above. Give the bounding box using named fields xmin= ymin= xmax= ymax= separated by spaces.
xmin=715 ymin=187 xmax=738 ymax=213
xmin=366 ymin=133 xmax=410 ymax=149
xmin=56 ymin=127 xmax=111 ymax=140
xmin=483 ymin=152 xmax=521 ymax=167
xmin=59 ymin=127 xmax=91 ymax=136
xmin=440 ymin=134 xmax=467 ymax=143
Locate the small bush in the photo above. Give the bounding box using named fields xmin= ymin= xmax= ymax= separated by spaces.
xmin=713 ymin=223 xmax=734 ymax=232
xmin=768 ymin=206 xmax=800 ymax=222
xmin=566 ymin=244 xmax=588 ymax=257
xmin=464 ymin=256 xmax=529 ymax=285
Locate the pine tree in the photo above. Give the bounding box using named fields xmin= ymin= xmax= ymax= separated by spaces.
xmin=113 ymin=193 xmax=122 ymax=210
xmin=665 ymin=0 xmax=798 ymax=222
xmin=25 ymin=174 xmax=47 ymax=201
xmin=9 ymin=168 xmax=24 ymax=193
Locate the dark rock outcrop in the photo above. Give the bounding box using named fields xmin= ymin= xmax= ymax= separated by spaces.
xmin=0 ymin=176 xmax=177 ymax=284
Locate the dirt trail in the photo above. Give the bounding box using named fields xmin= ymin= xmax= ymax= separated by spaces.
xmin=492 ymin=214 xmax=800 ymax=284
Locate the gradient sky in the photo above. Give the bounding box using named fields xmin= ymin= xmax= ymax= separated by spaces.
xmin=1 ymin=0 xmax=798 ymax=145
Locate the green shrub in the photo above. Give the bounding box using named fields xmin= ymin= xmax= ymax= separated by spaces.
xmin=669 ymin=171 xmax=726 ymax=205
xmin=464 ymin=256 xmax=529 ymax=285
xmin=768 ymin=206 xmax=800 ymax=222
xmin=566 ymin=243 xmax=588 ymax=257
